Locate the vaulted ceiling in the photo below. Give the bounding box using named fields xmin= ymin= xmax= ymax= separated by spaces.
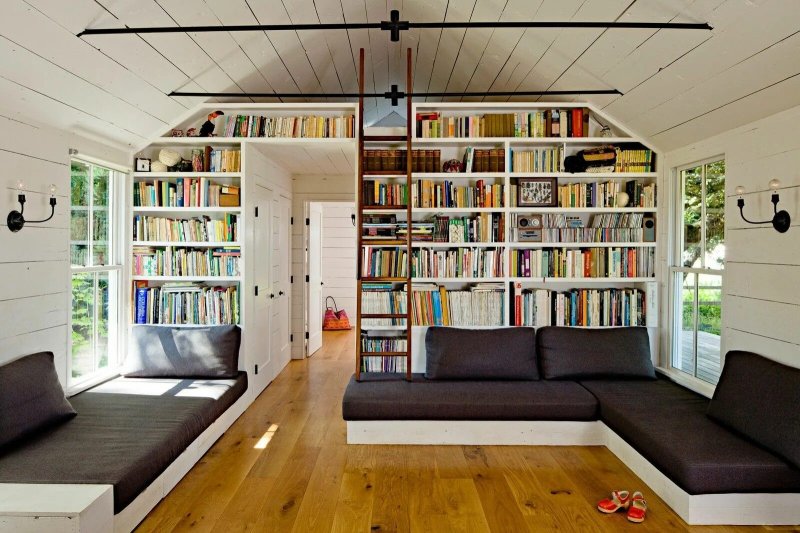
xmin=2 ymin=0 xmax=798 ymax=152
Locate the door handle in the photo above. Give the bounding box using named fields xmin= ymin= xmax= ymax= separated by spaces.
xmin=278 ymin=291 xmax=284 ymax=296
xmin=270 ymin=293 xmax=275 ymax=299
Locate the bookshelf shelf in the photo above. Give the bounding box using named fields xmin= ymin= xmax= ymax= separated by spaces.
xmin=149 ymin=137 xmax=353 ymax=146
xmin=509 ymin=277 xmax=655 ymax=283
xmin=411 ymin=242 xmax=504 ymax=248
xmin=413 ymin=277 xmax=505 ymax=282
xmin=412 ymin=136 xmax=635 ymax=144
xmin=132 ymin=275 xmax=241 ymax=282
xmin=132 ymin=241 xmax=240 ymax=247
xmin=508 ymin=207 xmax=656 ymax=213
xmin=412 ymin=172 xmax=505 ymax=179
xmin=132 ymin=172 xmax=242 ymax=178
xmin=132 ymin=207 xmax=242 ymax=214
xmin=414 ymin=207 xmax=505 ymax=213
xmin=506 ymin=242 xmax=655 ymax=248
xmin=508 ymin=172 xmax=656 ymax=179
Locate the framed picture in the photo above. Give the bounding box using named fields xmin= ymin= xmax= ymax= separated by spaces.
xmin=517 ymin=177 xmax=557 ymax=207
xmin=135 ymin=157 xmax=151 ymax=172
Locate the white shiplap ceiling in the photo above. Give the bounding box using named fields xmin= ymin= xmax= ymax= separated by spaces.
xmin=0 ymin=0 xmax=798 ymax=152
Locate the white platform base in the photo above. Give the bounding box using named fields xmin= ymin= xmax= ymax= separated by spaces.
xmin=0 ymin=389 xmax=253 ymax=533
xmin=346 ymin=420 xmax=800 ymax=525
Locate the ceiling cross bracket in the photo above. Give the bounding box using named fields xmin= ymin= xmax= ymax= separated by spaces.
xmin=380 ymin=10 xmax=410 ymax=42
xmin=384 ymin=84 xmax=406 ymax=106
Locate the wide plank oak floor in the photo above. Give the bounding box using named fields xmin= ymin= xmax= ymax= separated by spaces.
xmin=137 ymin=331 xmax=795 ymax=532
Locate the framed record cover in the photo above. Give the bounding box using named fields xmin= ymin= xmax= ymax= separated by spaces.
xmin=517 ymin=177 xmax=557 ymax=207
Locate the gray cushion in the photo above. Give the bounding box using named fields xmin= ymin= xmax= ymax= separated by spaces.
xmin=0 ymin=373 xmax=248 ymax=514
xmin=581 ymin=378 xmax=800 ymax=494
xmin=708 ymin=350 xmax=800 ymax=469
xmin=425 ymin=327 xmax=538 ymax=380
xmin=123 ymin=325 xmax=241 ymax=378
xmin=0 ymin=352 xmax=76 ymax=449
xmin=343 ymin=373 xmax=597 ymax=420
xmin=537 ymin=327 xmax=655 ymax=380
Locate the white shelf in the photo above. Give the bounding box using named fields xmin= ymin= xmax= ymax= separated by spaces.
xmin=509 ymin=277 xmax=655 ymax=283
xmin=414 ymin=207 xmax=505 ymax=213
xmin=412 ymin=137 xmax=635 ymax=144
xmin=507 ymin=242 xmax=656 ymax=248
xmin=132 ymin=207 xmax=241 ymax=213
xmin=412 ymin=172 xmax=505 ymax=179
xmin=131 ymin=276 xmax=241 ymax=282
xmin=132 ymin=241 xmax=240 ymax=247
xmin=149 ymin=137 xmax=354 ymax=145
xmin=509 ymin=207 xmax=656 ymax=213
xmin=412 ymin=277 xmax=505 ymax=283
xmin=133 ymin=172 xmax=242 ymax=178
xmin=508 ymin=172 xmax=656 ymax=179
xmin=411 ymin=242 xmax=504 ymax=248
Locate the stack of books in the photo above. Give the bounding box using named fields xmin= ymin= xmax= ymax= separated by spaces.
xmin=512 ymin=285 xmax=645 ymax=327
xmin=132 ymin=247 xmax=241 ymax=277
xmin=221 ymin=114 xmax=355 ymax=138
xmin=510 ymin=247 xmax=656 ymax=278
xmin=361 ymin=283 xmax=406 ymax=326
xmin=134 ymin=178 xmax=240 ymax=208
xmin=409 ymin=283 xmax=505 ymax=326
xmin=396 ymin=221 xmax=435 ymax=242
xmin=132 ymin=214 xmax=238 ymax=243
xmin=362 ymin=215 xmax=398 ymax=240
xmin=133 ymin=283 xmax=239 ymax=325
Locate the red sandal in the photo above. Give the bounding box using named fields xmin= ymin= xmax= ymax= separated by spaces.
xmin=597 ymin=490 xmax=631 ymax=513
xmin=627 ymin=491 xmax=647 ymax=523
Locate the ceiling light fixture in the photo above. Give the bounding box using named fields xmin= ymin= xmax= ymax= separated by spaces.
xmin=78 ymin=10 xmax=712 ymax=41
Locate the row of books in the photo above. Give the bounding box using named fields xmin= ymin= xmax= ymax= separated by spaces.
xmin=362 ymin=247 xmax=408 ymax=278
xmin=132 ymin=247 xmax=241 ymax=277
xmin=412 ymin=248 xmax=504 ymax=278
xmin=556 ymin=181 xmax=656 ymax=208
xmin=415 ymin=109 xmax=591 ymax=138
xmin=363 ymin=149 xmax=441 ymax=172
xmin=463 ymin=148 xmax=506 ymax=173
xmin=435 ymin=214 xmax=505 ymax=243
xmin=360 ymin=335 xmax=407 ymax=353
xmin=615 ymin=148 xmax=655 ymax=173
xmin=361 ymin=283 xmax=406 ymax=326
xmin=221 ymin=114 xmax=355 ymax=138
xmin=133 ymin=178 xmax=240 ymax=208
xmin=133 ymin=283 xmax=239 ymax=325
xmin=361 ymin=179 xmax=505 ymax=208
xmin=510 ymin=247 xmax=656 ymax=279
xmin=410 ymin=283 xmax=505 ymax=326
xmin=205 ymin=149 xmax=240 ymax=173
xmin=511 ymin=147 xmax=564 ymax=173
xmin=132 ymin=214 xmax=238 ymax=243
xmin=361 ymin=356 xmax=407 ymax=373
xmin=512 ymin=286 xmax=646 ymax=327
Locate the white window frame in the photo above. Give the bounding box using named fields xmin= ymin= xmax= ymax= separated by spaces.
xmin=67 ymin=158 xmax=126 ymax=395
xmin=663 ymin=155 xmax=725 ymax=396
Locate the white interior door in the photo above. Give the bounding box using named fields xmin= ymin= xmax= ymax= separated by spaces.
xmin=251 ymin=185 xmax=273 ymax=384
xmin=271 ymin=195 xmax=292 ymax=372
xmin=306 ymin=202 xmax=323 ymax=356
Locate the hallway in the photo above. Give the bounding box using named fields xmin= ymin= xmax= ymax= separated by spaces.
xmin=136 ymin=331 xmax=771 ymax=533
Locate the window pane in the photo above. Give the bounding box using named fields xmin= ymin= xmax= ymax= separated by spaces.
xmin=96 ymin=272 xmax=111 ymax=372
xmin=681 ymin=166 xmax=703 ymax=268
xmin=71 ymin=272 xmax=94 ymax=379
xmin=704 ymin=161 xmax=725 ymax=270
xmin=674 ymin=271 xmax=697 ymax=375
xmin=696 ymin=274 xmax=722 ymax=384
xmin=92 ymin=167 xmax=111 ymax=266
xmin=71 ymin=161 xmax=90 ymax=267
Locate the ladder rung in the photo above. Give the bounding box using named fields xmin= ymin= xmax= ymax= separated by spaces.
xmin=361 ymin=313 xmax=408 ymax=319
xmin=360 ymin=240 xmax=407 ymax=246
xmin=361 ymin=277 xmax=408 ymax=282
xmin=363 ymin=135 xmax=409 ymax=142
xmin=361 ymin=205 xmax=408 ymax=211
xmin=359 ymin=352 xmax=409 ymax=357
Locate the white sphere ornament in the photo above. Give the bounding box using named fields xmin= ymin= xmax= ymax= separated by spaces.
xmin=150 ymin=161 xmax=168 ymax=172
xmin=158 ymin=149 xmax=181 ymax=167
xmin=615 ymin=191 xmax=630 ymax=207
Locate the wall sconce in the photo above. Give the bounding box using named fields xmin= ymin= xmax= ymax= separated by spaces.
xmin=6 ymin=180 xmax=58 ymax=232
xmin=735 ymin=179 xmax=791 ymax=233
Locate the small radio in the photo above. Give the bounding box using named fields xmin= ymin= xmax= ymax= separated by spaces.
xmin=517 ymin=214 xmax=543 ymax=242
xmin=643 ymin=215 xmax=656 ymax=242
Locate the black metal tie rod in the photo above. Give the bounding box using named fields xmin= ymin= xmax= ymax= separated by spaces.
xmin=78 ymin=10 xmax=712 ymax=40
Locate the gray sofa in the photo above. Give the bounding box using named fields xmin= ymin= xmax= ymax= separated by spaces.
xmin=343 ymin=326 xmax=800 ymax=497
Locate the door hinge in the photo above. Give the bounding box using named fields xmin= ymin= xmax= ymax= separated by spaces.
xmin=254 ymin=364 xmax=259 ymax=375
xmin=305 ymin=275 xmax=309 ymax=282
xmin=290 ymin=334 xmax=294 ymax=342
xmin=305 ymin=332 xmax=309 ymax=340
xmin=254 ymin=285 xmax=259 ymax=296
xmin=255 ymin=206 xmax=259 ymax=217
xmin=290 ymin=275 xmax=293 ymax=283
xmin=290 ymin=216 xmax=294 ymax=225
xmin=305 ymin=217 xmax=310 ymax=225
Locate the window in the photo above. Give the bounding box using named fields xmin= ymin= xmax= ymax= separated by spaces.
xmin=70 ymin=159 xmax=123 ymax=388
xmin=671 ymin=158 xmax=725 ymax=385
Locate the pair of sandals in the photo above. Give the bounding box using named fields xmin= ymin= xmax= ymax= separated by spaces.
xmin=597 ymin=490 xmax=647 ymax=523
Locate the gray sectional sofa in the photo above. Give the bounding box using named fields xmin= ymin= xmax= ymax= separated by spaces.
xmin=343 ymin=326 xmax=800 ymax=525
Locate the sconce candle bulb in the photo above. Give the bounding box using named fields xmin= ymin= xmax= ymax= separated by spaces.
xmin=736 ymin=178 xmax=791 ymax=233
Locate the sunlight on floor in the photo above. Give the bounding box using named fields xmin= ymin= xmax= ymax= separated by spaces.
xmin=254 ymin=424 xmax=279 ymax=449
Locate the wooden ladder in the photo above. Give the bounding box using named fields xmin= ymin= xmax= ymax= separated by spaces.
xmin=355 ymin=47 xmax=413 ymax=381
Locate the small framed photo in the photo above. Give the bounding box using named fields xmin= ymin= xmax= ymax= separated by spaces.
xmin=517 ymin=177 xmax=557 ymax=207
xmin=135 ymin=157 xmax=151 ymax=172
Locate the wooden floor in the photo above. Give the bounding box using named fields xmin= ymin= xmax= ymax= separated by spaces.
xmin=137 ymin=331 xmax=790 ymax=533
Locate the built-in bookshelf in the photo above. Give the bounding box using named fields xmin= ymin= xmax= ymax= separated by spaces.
xmin=359 ymin=103 xmax=659 ymax=347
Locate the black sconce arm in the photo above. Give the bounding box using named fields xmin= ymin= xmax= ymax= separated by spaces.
xmin=737 ymin=197 xmax=773 ymax=225
xmin=6 ymin=194 xmax=57 ymax=232
xmin=736 ymin=192 xmax=791 ymax=233
xmin=23 ymin=198 xmax=57 ymax=224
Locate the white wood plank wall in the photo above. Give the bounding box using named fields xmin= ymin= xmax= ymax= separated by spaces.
xmin=290 ymin=175 xmax=355 ymax=359
xmin=663 ymin=104 xmax=800 ymax=369
xmin=0 ymin=112 xmax=129 ymax=386
xmin=320 ymin=202 xmax=357 ymax=327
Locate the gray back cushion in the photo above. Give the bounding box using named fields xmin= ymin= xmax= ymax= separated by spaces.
xmin=707 ymin=350 xmax=800 ymax=469
xmin=0 ymin=352 xmax=76 ymax=449
xmin=425 ymin=327 xmax=538 ymax=380
xmin=537 ymin=327 xmax=655 ymax=380
xmin=123 ymin=325 xmax=241 ymax=378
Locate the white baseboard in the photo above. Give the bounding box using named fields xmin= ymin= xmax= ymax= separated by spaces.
xmin=346 ymin=420 xmax=606 ymax=445
xmin=347 ymin=419 xmax=800 ymax=525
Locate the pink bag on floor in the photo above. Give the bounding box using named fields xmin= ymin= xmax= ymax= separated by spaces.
xmin=323 ymin=296 xmax=351 ymax=330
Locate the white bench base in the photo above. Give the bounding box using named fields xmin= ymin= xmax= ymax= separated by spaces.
xmin=0 ymin=390 xmax=252 ymax=533
xmin=346 ymin=420 xmax=800 ymax=526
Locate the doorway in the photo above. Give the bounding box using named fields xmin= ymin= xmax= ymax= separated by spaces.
xmin=305 ymin=201 xmax=356 ymax=357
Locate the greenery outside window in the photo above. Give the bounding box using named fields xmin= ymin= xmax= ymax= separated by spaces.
xmin=70 ymin=159 xmax=123 ymax=389
xmin=670 ymin=157 xmax=725 ymax=386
